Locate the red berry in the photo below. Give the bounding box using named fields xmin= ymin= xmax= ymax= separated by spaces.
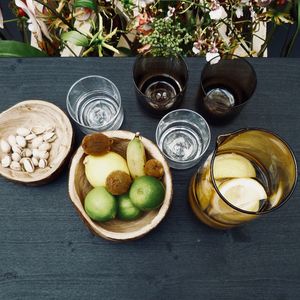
xmin=18 ymin=8 xmax=26 ymax=17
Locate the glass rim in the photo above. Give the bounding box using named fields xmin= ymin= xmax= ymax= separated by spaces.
xmin=200 ymin=54 xmax=257 ymax=108
xmin=66 ymin=75 xmax=122 ymax=131
xmin=209 ymin=127 xmax=298 ymax=215
xmin=155 ymin=109 xmax=211 ymax=164
xmin=132 ymin=55 xmax=189 ymax=107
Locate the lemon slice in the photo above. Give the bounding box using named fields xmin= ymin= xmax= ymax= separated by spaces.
xmin=217 ymin=178 xmax=267 ymax=212
xmin=213 ymin=153 xmax=256 ymax=179
xmin=209 ymin=178 xmax=267 ymax=224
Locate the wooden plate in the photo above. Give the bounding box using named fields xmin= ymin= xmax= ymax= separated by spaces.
xmin=0 ymin=100 xmax=73 ymax=185
xmin=68 ymin=130 xmax=173 ymax=241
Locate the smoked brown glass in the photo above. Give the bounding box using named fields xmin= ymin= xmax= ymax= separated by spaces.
xmin=199 ymin=55 xmax=257 ymax=124
xmin=133 ymin=55 xmax=188 ymax=115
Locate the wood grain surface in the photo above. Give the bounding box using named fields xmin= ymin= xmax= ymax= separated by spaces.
xmin=0 ymin=58 xmax=299 ymax=300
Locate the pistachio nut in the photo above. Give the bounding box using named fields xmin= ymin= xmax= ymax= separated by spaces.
xmin=7 ymin=135 xmax=17 ymax=146
xmin=10 ymin=161 xmax=21 ymax=171
xmin=12 ymin=145 xmax=22 ymax=154
xmin=31 ymin=126 xmax=45 ymax=136
xmin=38 ymin=159 xmax=47 ymax=169
xmin=25 ymin=133 xmax=37 ymax=141
xmin=16 ymin=135 xmax=26 ymax=148
xmin=23 ymin=158 xmax=35 ymax=173
xmin=1 ymin=155 xmax=11 ymax=168
xmin=31 ymin=157 xmax=39 ymax=167
xmin=1 ymin=140 xmax=11 ymax=153
xmin=16 ymin=127 xmax=31 ymax=137
xmin=12 ymin=152 xmax=21 ymax=162
xmin=39 ymin=142 xmax=51 ymax=151
xmin=32 ymin=136 xmax=43 ymax=149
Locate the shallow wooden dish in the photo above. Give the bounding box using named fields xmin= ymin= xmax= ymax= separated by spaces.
xmin=0 ymin=100 xmax=73 ymax=185
xmin=69 ymin=130 xmax=173 ymax=241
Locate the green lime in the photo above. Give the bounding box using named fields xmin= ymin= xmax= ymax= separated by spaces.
xmin=84 ymin=187 xmax=117 ymax=222
xmin=129 ymin=176 xmax=165 ymax=211
xmin=118 ymin=194 xmax=141 ymax=221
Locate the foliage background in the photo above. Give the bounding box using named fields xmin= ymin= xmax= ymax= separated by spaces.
xmin=0 ymin=1 xmax=299 ymax=57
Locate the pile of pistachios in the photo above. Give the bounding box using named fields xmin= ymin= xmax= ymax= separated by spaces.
xmin=0 ymin=126 xmax=56 ymax=173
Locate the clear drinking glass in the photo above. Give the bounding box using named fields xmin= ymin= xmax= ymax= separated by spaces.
xmin=156 ymin=109 xmax=211 ymax=170
xmin=66 ymin=75 xmax=124 ymax=134
xmin=133 ymin=55 xmax=188 ymax=115
xmin=189 ymin=128 xmax=298 ymax=229
xmin=199 ymin=55 xmax=257 ymax=124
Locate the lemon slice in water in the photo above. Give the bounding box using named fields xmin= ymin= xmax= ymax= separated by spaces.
xmin=217 ymin=178 xmax=267 ymax=212
xmin=213 ymin=153 xmax=256 ymax=179
xmin=209 ymin=178 xmax=267 ymax=224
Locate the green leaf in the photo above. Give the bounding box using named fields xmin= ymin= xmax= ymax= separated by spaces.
xmin=0 ymin=41 xmax=47 ymax=57
xmin=73 ymin=0 xmax=96 ymax=11
xmin=61 ymin=31 xmax=89 ymax=47
xmin=285 ymin=0 xmax=300 ymax=56
xmin=117 ymin=47 xmax=133 ymax=56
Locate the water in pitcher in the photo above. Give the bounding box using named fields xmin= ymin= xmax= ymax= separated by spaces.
xmin=189 ymin=152 xmax=274 ymax=229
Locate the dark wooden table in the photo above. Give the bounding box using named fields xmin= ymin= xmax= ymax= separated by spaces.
xmin=0 ymin=58 xmax=299 ymax=300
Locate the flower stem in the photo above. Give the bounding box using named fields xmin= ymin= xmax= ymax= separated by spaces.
xmin=23 ymin=19 xmax=29 ymax=44
xmin=181 ymin=0 xmax=207 ymax=10
xmin=3 ymin=18 xmax=19 ymax=23
xmin=220 ymin=19 xmax=253 ymax=57
xmin=257 ymin=24 xmax=276 ymax=57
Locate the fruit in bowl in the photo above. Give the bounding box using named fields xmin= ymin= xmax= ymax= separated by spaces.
xmin=68 ymin=130 xmax=172 ymax=241
xmin=81 ymin=132 xmax=166 ymax=223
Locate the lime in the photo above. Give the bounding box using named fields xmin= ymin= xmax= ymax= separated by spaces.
xmin=129 ymin=176 xmax=165 ymax=211
xmin=84 ymin=187 xmax=117 ymax=222
xmin=118 ymin=194 xmax=141 ymax=221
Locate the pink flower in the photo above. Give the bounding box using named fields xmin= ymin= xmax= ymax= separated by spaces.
xmin=136 ymin=12 xmax=152 ymax=34
xmin=206 ymin=44 xmax=220 ymax=64
xmin=192 ymin=40 xmax=202 ymax=55
xmin=209 ymin=1 xmax=227 ymax=20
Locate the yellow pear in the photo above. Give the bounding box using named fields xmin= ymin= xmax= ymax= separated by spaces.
xmin=84 ymin=152 xmax=129 ymax=187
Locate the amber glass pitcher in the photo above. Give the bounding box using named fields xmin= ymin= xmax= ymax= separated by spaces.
xmin=189 ymin=128 xmax=297 ymax=229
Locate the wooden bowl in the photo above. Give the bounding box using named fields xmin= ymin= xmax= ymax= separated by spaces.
xmin=68 ymin=130 xmax=173 ymax=241
xmin=0 ymin=100 xmax=73 ymax=185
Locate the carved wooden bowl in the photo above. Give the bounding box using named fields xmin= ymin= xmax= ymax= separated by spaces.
xmin=68 ymin=130 xmax=173 ymax=242
xmin=0 ymin=100 xmax=73 ymax=185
